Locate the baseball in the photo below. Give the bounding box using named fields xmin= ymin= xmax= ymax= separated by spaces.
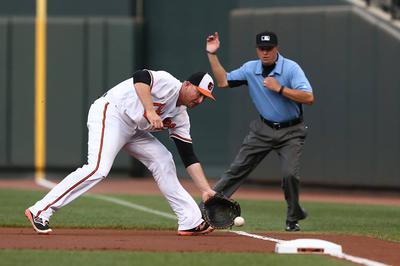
xmin=234 ymin=216 xmax=245 ymax=227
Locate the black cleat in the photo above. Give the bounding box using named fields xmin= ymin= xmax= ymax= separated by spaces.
xmin=285 ymin=208 xmax=308 ymax=232
xmin=25 ymin=209 xmax=52 ymax=234
xmin=285 ymin=220 xmax=301 ymax=232
xmin=177 ymin=221 xmax=214 ymax=236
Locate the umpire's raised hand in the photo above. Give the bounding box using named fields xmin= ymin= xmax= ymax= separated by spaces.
xmin=206 ymin=32 xmax=220 ymax=54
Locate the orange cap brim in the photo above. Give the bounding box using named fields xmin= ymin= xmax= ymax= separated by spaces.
xmin=196 ymin=86 xmax=215 ymax=100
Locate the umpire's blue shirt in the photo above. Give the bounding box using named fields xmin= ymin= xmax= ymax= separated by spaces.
xmin=227 ymin=53 xmax=312 ymax=122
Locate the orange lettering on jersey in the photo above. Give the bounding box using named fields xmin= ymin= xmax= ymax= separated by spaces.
xmin=163 ymin=118 xmax=176 ymax=129
xmin=153 ymin=102 xmax=165 ymax=115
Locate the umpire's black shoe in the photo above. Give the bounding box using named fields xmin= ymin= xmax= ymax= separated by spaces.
xmin=285 ymin=208 xmax=307 ymax=232
xmin=25 ymin=209 xmax=52 ymax=234
xmin=177 ymin=221 xmax=214 ymax=236
xmin=285 ymin=220 xmax=301 ymax=232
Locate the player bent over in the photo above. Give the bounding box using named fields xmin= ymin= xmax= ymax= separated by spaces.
xmin=25 ymin=70 xmax=217 ymax=236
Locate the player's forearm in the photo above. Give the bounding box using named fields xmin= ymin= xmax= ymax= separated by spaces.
xmin=135 ymin=82 xmax=154 ymax=112
xmin=281 ymin=87 xmax=314 ymax=105
xmin=186 ymin=163 xmax=213 ymax=193
xmin=207 ymin=53 xmax=229 ymax=88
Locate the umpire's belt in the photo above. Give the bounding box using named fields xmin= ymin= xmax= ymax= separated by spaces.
xmin=260 ymin=115 xmax=303 ymax=130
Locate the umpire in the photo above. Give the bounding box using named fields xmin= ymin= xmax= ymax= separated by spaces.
xmin=206 ymin=31 xmax=314 ymax=231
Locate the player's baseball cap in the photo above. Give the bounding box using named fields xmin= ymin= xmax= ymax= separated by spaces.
xmin=256 ymin=31 xmax=278 ymax=48
xmin=187 ymin=72 xmax=215 ymax=100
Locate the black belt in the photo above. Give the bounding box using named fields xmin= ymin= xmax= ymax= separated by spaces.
xmin=260 ymin=115 xmax=303 ymax=130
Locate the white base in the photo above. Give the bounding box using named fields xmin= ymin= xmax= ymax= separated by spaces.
xmin=275 ymin=239 xmax=342 ymax=256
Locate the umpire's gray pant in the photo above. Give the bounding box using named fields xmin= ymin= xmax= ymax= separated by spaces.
xmin=214 ymin=118 xmax=308 ymax=222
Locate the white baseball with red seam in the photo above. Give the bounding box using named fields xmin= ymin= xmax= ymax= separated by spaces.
xmin=234 ymin=216 xmax=245 ymax=227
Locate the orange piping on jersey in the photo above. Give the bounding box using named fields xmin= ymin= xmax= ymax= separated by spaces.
xmin=170 ymin=133 xmax=192 ymax=143
xmin=36 ymin=102 xmax=109 ymax=217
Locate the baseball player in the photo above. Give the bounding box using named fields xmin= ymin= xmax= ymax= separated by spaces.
xmin=25 ymin=70 xmax=216 ymax=236
xmin=206 ymin=31 xmax=314 ymax=231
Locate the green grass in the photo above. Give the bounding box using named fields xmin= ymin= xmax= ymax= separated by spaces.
xmin=0 ymin=189 xmax=177 ymax=230
xmin=239 ymin=199 xmax=400 ymax=241
xmin=0 ymin=250 xmax=352 ymax=266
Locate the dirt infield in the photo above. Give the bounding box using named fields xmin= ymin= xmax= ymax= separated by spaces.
xmin=1 ymin=177 xmax=400 ymax=265
xmin=1 ymin=227 xmax=400 ymax=265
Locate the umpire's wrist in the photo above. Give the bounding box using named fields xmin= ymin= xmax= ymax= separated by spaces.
xmin=278 ymin=85 xmax=285 ymax=94
xmin=206 ymin=50 xmax=216 ymax=55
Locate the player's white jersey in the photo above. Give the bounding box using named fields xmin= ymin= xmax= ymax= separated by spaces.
xmin=103 ymin=70 xmax=192 ymax=143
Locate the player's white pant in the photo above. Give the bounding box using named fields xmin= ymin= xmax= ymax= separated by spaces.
xmin=29 ymin=97 xmax=203 ymax=230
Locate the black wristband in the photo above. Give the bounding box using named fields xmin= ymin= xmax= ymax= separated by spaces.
xmin=278 ymin=85 xmax=285 ymax=94
xmin=206 ymin=50 xmax=216 ymax=55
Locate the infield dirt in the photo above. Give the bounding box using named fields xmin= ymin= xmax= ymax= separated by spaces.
xmin=1 ymin=227 xmax=400 ymax=266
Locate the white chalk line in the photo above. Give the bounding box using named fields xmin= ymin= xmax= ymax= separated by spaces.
xmin=229 ymin=230 xmax=283 ymax=243
xmin=88 ymin=194 xmax=176 ymax=220
xmin=35 ymin=179 xmax=389 ymax=266
xmin=339 ymin=253 xmax=388 ymax=266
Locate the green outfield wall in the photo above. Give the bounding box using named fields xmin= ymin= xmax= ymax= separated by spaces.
xmin=0 ymin=17 xmax=143 ymax=170
xmin=0 ymin=0 xmax=399 ymax=189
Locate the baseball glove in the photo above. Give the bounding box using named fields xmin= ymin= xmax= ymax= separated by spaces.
xmin=202 ymin=193 xmax=241 ymax=229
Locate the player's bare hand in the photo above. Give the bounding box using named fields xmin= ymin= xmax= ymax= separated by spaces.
xmin=263 ymin=76 xmax=280 ymax=92
xmin=146 ymin=110 xmax=163 ymax=129
xmin=202 ymin=189 xmax=216 ymax=202
xmin=206 ymin=32 xmax=220 ymax=54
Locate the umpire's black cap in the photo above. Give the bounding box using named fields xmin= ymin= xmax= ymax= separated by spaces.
xmin=256 ymin=31 xmax=278 ymax=48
